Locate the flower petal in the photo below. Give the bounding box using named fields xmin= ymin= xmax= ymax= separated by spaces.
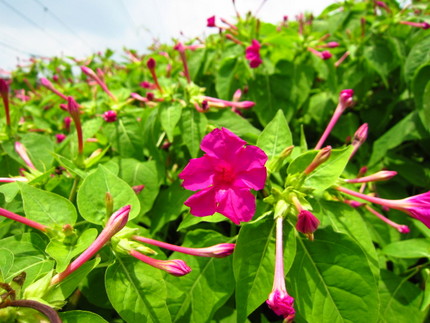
xmin=200 ymin=128 xmax=245 ymax=160
xmin=184 ymin=187 xmax=217 ymax=217
xmin=234 ymin=167 xmax=267 ymax=190
xmin=216 ymin=188 xmax=255 ymax=224
xmin=179 ymin=155 xmax=215 ymax=190
xmin=233 ymin=145 xmax=268 ymax=173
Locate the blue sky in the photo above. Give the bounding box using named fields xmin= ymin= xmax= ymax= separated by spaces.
xmin=0 ymin=0 xmax=409 ymax=71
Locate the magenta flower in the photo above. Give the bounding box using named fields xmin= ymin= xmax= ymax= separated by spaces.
xmin=103 ymin=110 xmax=117 ymax=122
xmin=55 ymin=134 xmax=66 ymax=143
xmin=179 ymin=128 xmax=267 ymax=224
xmin=245 ymin=40 xmax=263 ymax=68
xmin=308 ymin=47 xmax=332 ymax=60
xmin=296 ymin=210 xmax=320 ymax=237
xmin=207 ymin=15 xmax=216 ymax=27
xmin=336 ymin=187 xmax=430 ymax=228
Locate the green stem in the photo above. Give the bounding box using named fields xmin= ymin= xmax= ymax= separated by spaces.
xmin=68 ymin=177 xmax=80 ymax=202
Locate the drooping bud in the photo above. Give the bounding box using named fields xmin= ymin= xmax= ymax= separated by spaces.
xmin=296 ymin=210 xmax=320 ymax=240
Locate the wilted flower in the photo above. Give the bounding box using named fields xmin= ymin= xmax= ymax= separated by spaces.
xmin=296 ymin=210 xmax=320 ymax=238
xmin=245 ymin=40 xmax=263 ymax=68
xmin=179 ymin=128 xmax=267 ymax=224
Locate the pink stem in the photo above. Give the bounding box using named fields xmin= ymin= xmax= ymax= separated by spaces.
xmin=273 ymin=216 xmax=285 ymax=291
xmin=314 ymin=104 xmax=343 ymax=149
xmin=335 ymin=186 xmax=400 ymax=209
xmin=0 ymin=207 xmax=47 ymax=232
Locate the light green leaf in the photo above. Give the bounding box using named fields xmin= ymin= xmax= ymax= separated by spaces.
xmin=0 ymin=248 xmax=14 ymax=280
xmin=382 ymin=238 xmax=430 ymax=258
xmin=46 ymin=228 xmax=98 ymax=272
xmin=19 ymin=182 xmax=78 ymax=226
xmin=160 ymin=102 xmax=182 ymax=142
xmin=289 ymin=228 xmax=379 ymax=323
xmin=257 ymin=109 xmax=292 ymax=173
xmin=166 ymin=230 xmax=235 ymax=323
xmin=106 ymin=257 xmax=172 ymax=323
xmin=60 ymin=311 xmax=108 ymax=323
xmin=179 ymin=109 xmax=208 ymax=158
xmin=77 ymin=164 xmax=140 ymax=224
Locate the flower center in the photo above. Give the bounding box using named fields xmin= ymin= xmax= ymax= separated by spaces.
xmin=213 ymin=163 xmax=236 ymax=187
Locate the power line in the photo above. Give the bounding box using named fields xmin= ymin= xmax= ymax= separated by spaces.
xmin=119 ymin=0 xmax=138 ymax=33
xmin=0 ymin=39 xmax=39 ymax=57
xmin=0 ymin=0 xmax=74 ymax=52
xmin=31 ymin=0 xmax=95 ymax=51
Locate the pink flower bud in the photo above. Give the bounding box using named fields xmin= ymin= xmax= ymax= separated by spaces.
xmin=55 ymin=134 xmax=66 ymax=143
xmin=345 ymin=170 xmax=397 ymax=184
xmin=326 ymin=41 xmax=339 ymax=48
xmin=321 ymin=50 xmax=332 ymax=60
xmin=103 ymin=110 xmax=117 ymax=122
xmin=146 ymin=92 xmax=154 ymax=101
xmin=146 ymin=58 xmax=156 ymax=70
xmin=64 ymin=116 xmax=71 ymax=131
xmin=304 ymin=146 xmax=332 ymax=175
xmin=132 ymin=185 xmax=145 ymax=194
xmin=140 ymin=81 xmax=156 ymax=89
xmin=267 ymin=289 xmax=295 ymax=321
xmin=339 ymin=89 xmax=354 ymax=107
xmin=130 ymin=250 xmax=191 ymax=276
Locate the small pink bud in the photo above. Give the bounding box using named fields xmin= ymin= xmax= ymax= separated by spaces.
xmin=326 ymin=41 xmax=339 ymax=48
xmin=304 ymin=146 xmax=332 ymax=175
xmin=140 ymin=81 xmax=156 ymax=89
xmin=103 ymin=110 xmax=117 ymax=122
xmin=339 ymin=89 xmax=354 ymax=107
xmin=40 ymin=77 xmax=52 ymax=88
xmin=321 ymin=50 xmax=332 ymax=60
xmin=267 ymin=289 xmax=295 ymax=321
xmin=353 ymin=123 xmax=368 ymax=145
xmin=146 ymin=92 xmax=154 ymax=101
xmin=55 ymin=134 xmax=66 ymax=143
xmin=344 ymin=199 xmax=365 ymax=208
xmin=174 ymin=42 xmax=186 ymax=52
xmin=64 ymin=116 xmax=71 ymax=131
xmin=130 ymin=250 xmax=192 ymax=277
xmin=233 ymin=89 xmax=242 ymax=102
xmin=132 ymin=185 xmax=145 ymax=194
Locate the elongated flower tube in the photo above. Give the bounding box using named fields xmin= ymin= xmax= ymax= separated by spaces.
xmin=129 ymin=250 xmax=191 ymax=276
xmin=365 ymin=205 xmax=410 ymax=234
xmin=51 ymin=205 xmax=131 ymax=285
xmin=400 ymin=21 xmax=430 ymax=30
xmin=0 ymin=207 xmax=47 ymax=232
xmin=67 ymin=97 xmax=84 ymax=155
xmin=335 ymin=186 xmax=430 ymax=228
xmin=15 ymin=142 xmax=37 ymax=170
xmin=202 ymin=96 xmax=255 ymax=110
xmin=174 ymin=42 xmax=191 ymax=84
xmin=375 ymin=1 xmax=391 ymax=13
xmin=146 ymin=58 xmax=163 ymax=93
xmin=133 ymin=236 xmax=235 ymax=258
xmin=350 ymin=123 xmax=368 ymax=159
xmin=0 ymin=177 xmax=28 ymax=183
xmin=344 ymin=170 xmax=397 ymax=184
xmin=0 ymin=78 xmax=11 ymax=127
xmin=179 ymin=128 xmax=267 ymax=224
xmin=40 ymin=77 xmax=68 ymax=100
xmin=81 ymin=66 xmax=117 ymax=101
xmin=308 ymin=47 xmax=332 ymax=60
xmin=335 ymin=51 xmax=350 ymax=68
xmin=315 ymin=89 xmax=354 ymax=149
xmin=266 ymin=216 xmax=295 ymax=321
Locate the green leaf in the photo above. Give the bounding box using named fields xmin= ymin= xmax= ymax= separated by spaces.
xmin=233 ymin=217 xmax=296 ymax=322
xmin=0 ymin=248 xmax=14 ymax=280
xmin=216 ymin=57 xmax=247 ymax=99
xmin=378 ymin=270 xmax=426 ymax=323
xmin=289 ymin=228 xmax=379 ymax=323
xmin=412 ymin=65 xmax=430 ymax=133
xmin=106 ymin=257 xmax=172 ymax=323
xmin=44 ymin=258 xmax=100 ymax=305
xmin=21 ymin=133 xmax=55 ymax=171
xmin=19 ymin=182 xmax=78 ymax=226
xmin=166 ymin=230 xmax=235 ymax=323
xmin=177 ymin=213 xmax=226 ymax=231
xmin=0 ymin=232 xmax=54 ymax=289
xmin=160 ymin=102 xmax=182 ymax=142
xmin=179 ymin=109 xmax=208 ymax=158
xmin=117 ymin=158 xmax=161 ymax=216
xmin=60 ymin=311 xmax=108 ymax=323
xmin=382 ymin=238 xmax=430 ymax=258
xmin=257 ymin=109 xmax=292 ymax=173
xmin=45 ymin=228 xmax=98 ymax=272
xmin=207 ymin=109 xmax=261 ymax=139
xmin=77 ymin=164 xmax=140 ymax=224
xmin=404 ymin=35 xmax=430 ymax=83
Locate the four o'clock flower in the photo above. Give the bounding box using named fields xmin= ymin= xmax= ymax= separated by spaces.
xmin=315 ymin=89 xmax=354 ymax=149
xmin=335 ymin=186 xmax=430 ymax=228
xmin=291 ymin=195 xmax=320 ymax=240
xmin=40 ymin=77 xmax=68 ymax=101
xmin=130 ymin=250 xmax=191 ymax=276
xmin=51 ymin=205 xmax=131 ymax=285
xmin=344 ymin=170 xmax=397 ymax=184
xmin=102 ymin=110 xmax=117 ymax=122
xmin=81 ymin=66 xmax=117 ymax=101
xmin=179 ymin=128 xmax=267 ymax=224
xmin=350 ymin=123 xmax=368 ymax=159
xmin=15 ymin=142 xmax=37 ymax=171
xmin=308 ymin=47 xmax=332 ymax=60
xmin=400 ymin=21 xmax=430 ymax=30
xmin=0 ymin=78 xmax=11 ymax=127
xmin=303 ymin=146 xmax=332 ymax=175
xmin=133 ymin=235 xmax=235 ymax=258
xmin=266 ymin=216 xmax=295 ymax=321
xmin=146 ymin=58 xmax=163 ymax=93
xmin=245 ymin=40 xmax=263 ymax=68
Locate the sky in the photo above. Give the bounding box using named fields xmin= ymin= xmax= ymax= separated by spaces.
xmin=0 ymin=0 xmax=409 ymax=72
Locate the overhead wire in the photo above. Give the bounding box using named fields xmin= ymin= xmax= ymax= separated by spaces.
xmin=0 ymin=0 xmax=74 ymax=52
xmin=31 ymin=0 xmax=95 ymax=51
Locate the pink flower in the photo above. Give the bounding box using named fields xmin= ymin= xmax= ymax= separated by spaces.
xmin=179 ymin=128 xmax=267 ymax=224
xmin=207 ymin=15 xmax=216 ymax=27
xmin=267 ymin=289 xmax=295 ymax=321
xmin=55 ymin=134 xmax=66 ymax=143
xmin=103 ymin=110 xmax=117 ymax=122
xmin=245 ymin=40 xmax=263 ymax=68
xmin=296 ymin=210 xmax=320 ymax=237
xmin=320 ymin=50 xmax=332 ymax=60
xmin=400 ymin=21 xmax=430 ymax=30
xmin=0 ymin=78 xmax=11 ymax=126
